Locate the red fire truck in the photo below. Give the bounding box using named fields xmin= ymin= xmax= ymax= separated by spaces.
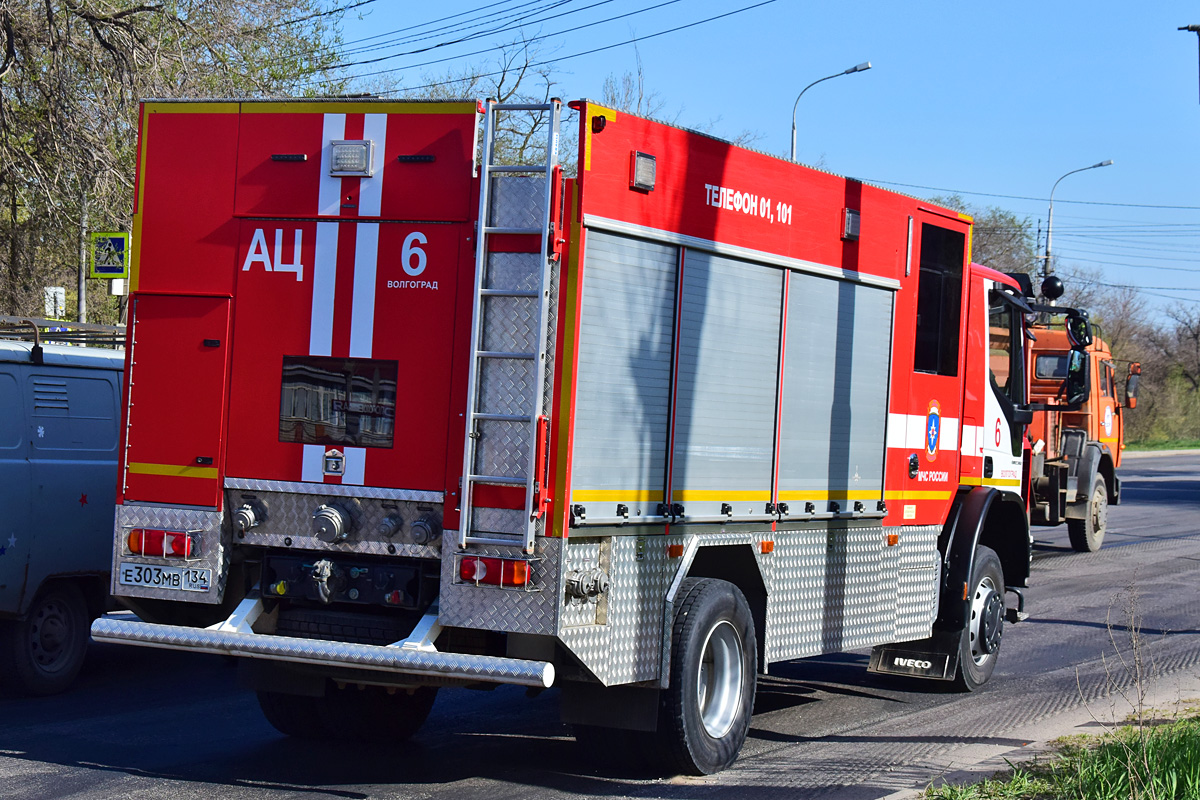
xmin=93 ymin=98 xmax=1089 ymax=774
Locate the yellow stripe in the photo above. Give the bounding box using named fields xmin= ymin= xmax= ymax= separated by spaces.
xmin=144 ymin=102 xmax=240 ymax=115
xmin=778 ymin=489 xmax=881 ymax=501
xmin=128 ymin=462 xmax=219 ymax=479
xmin=130 ymin=212 xmax=143 ymax=292
xmin=241 ymin=101 xmax=478 ymax=116
xmin=1099 ymin=437 xmax=1119 ymax=444
xmin=553 ymin=188 xmax=584 ymax=539
xmin=884 ymin=490 xmax=953 ymax=501
xmin=583 ymin=105 xmax=617 ymax=172
xmin=572 ymin=489 xmax=664 ymax=503
xmin=672 ymin=490 xmax=771 ymax=502
xmin=960 ymin=476 xmax=1022 ymax=488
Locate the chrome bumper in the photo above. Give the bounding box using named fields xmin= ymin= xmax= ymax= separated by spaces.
xmin=90 ymin=610 xmax=555 ymax=689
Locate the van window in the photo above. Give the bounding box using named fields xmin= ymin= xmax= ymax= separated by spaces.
xmin=1036 ymin=355 xmax=1068 ymax=380
xmin=29 ymin=375 xmax=118 ymax=452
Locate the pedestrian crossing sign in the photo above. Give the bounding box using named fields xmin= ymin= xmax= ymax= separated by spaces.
xmin=89 ymin=232 xmax=131 ymax=279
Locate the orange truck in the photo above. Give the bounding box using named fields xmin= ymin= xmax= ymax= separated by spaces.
xmin=1020 ymin=285 xmax=1140 ymax=551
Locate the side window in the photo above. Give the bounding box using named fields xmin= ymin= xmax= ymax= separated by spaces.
xmin=988 ymin=290 xmax=1025 ymax=406
xmin=914 ymin=223 xmax=965 ymax=376
xmin=1102 ymin=363 xmax=1114 ymax=398
xmin=29 ymin=374 xmax=119 ymax=452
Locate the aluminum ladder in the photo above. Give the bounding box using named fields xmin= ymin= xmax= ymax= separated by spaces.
xmin=459 ymin=99 xmax=562 ymax=552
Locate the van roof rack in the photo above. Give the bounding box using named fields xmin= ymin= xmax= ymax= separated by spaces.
xmin=0 ymin=316 xmax=125 ymax=349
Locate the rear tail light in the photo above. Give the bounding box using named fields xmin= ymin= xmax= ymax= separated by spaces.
xmin=459 ymin=556 xmax=530 ymax=587
xmin=127 ymin=528 xmax=196 ymax=558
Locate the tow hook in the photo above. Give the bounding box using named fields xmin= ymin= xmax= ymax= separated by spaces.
xmin=310 ymin=559 xmax=344 ymax=605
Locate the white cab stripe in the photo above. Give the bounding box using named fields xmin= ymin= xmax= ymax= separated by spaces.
xmin=302 ymin=445 xmax=325 ymax=482
xmin=318 ymin=114 xmax=346 ymax=217
xmin=310 ymin=222 xmax=339 ymax=357
xmin=961 ymin=424 xmax=982 ymax=456
xmin=349 ymin=223 xmax=378 ymax=358
xmin=359 ymin=114 xmax=387 ymax=217
xmin=342 ymin=447 xmax=366 ymax=486
xmin=887 ymin=413 xmax=960 ymax=451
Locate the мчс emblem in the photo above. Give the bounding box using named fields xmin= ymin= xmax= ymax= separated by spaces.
xmin=925 ymin=401 xmax=941 ymax=461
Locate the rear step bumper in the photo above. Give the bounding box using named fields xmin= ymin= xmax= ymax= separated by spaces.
xmin=90 ymin=611 xmax=555 ymax=689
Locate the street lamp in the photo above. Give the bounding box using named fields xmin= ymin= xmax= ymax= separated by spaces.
xmin=1180 ymin=25 xmax=1200 ymax=103
xmin=790 ymin=62 xmax=872 ymax=163
xmin=1043 ymin=160 xmax=1113 ymax=280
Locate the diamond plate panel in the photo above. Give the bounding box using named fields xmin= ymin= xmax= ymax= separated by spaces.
xmin=225 ymin=477 xmax=441 ymax=504
xmin=479 ymin=358 xmax=535 ymax=416
xmin=475 ymin=418 xmax=530 ymax=478
xmin=111 ymin=504 xmax=229 ymax=605
xmin=558 ymin=531 xmax=673 ymax=686
xmin=485 ymin=252 xmax=541 ymax=292
xmin=894 ymin=525 xmax=941 ymax=642
xmin=228 ymin=489 xmax=442 ymax=559
xmin=439 ymin=535 xmax=563 ymax=635
xmin=763 ymin=523 xmax=892 ymax=663
xmin=489 ymin=176 xmax=546 ymax=230
xmin=482 ymin=296 xmax=538 ymax=353
xmin=472 ymin=507 xmax=525 ymax=536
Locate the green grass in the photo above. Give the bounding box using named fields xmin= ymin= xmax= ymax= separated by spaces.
xmin=923 ymin=717 xmax=1200 ymax=799
xmin=1125 ymin=440 xmax=1200 ymax=452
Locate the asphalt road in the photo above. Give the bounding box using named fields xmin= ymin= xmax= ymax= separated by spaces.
xmin=2 ymin=451 xmax=1198 ymax=800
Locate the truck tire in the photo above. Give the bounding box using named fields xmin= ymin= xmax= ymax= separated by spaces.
xmin=257 ymin=690 xmax=324 ymax=739
xmin=953 ymin=546 xmax=1005 ymax=692
xmin=258 ymin=683 xmax=438 ymax=742
xmin=318 ymin=683 xmax=438 ymax=742
xmin=657 ymin=578 xmax=757 ymax=775
xmin=1067 ymin=473 xmax=1108 ymax=552
xmin=0 ymin=583 xmax=89 ymax=696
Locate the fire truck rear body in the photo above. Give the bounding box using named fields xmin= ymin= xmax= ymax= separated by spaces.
xmin=95 ymin=98 xmax=1040 ymax=773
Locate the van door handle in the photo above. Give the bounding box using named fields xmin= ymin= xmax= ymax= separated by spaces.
xmin=195 ymin=457 xmax=214 ymax=465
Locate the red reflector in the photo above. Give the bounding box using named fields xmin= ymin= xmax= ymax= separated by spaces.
xmin=127 ymin=528 xmax=194 ymax=558
xmin=459 ymin=556 xmax=531 ymax=587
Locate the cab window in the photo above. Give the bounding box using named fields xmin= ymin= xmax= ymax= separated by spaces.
xmin=988 ymin=290 xmax=1023 ymax=405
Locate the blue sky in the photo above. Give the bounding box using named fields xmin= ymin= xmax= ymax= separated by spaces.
xmin=336 ymin=1 xmax=1200 ymax=321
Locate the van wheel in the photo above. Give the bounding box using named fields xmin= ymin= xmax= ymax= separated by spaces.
xmin=954 ymin=546 xmax=1005 ymax=692
xmin=657 ymin=578 xmax=757 ymax=775
xmin=1068 ymin=474 xmax=1108 ymax=552
xmin=0 ymin=583 xmax=89 ymax=696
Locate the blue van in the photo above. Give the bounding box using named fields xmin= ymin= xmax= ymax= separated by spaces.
xmin=0 ymin=329 xmax=123 ymax=695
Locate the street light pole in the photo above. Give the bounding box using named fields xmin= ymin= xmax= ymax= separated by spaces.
xmin=1180 ymin=25 xmax=1200 ymax=103
xmin=790 ymin=61 xmax=871 ymax=163
xmin=1043 ymin=160 xmax=1113 ymax=280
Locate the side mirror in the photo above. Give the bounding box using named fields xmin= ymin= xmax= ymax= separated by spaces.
xmin=1125 ymin=363 xmax=1141 ymax=409
xmin=1065 ymin=349 xmax=1090 ymax=406
xmin=1065 ymin=311 xmax=1092 ymax=348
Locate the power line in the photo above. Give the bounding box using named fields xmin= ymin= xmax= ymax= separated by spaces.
xmin=341 ymin=0 xmax=546 ymax=47
xmin=864 ymin=178 xmax=1200 ymax=211
xmin=314 ymin=0 xmax=777 ymax=91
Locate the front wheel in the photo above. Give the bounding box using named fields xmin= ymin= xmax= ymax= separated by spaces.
xmin=0 ymin=583 xmax=90 ymax=696
xmin=953 ymin=546 xmax=1005 ymax=692
xmin=1068 ymin=473 xmax=1108 ymax=552
xmin=657 ymin=578 xmax=757 ymax=775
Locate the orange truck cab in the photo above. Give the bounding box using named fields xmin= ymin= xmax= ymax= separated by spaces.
xmin=1026 ymin=319 xmax=1140 ymax=552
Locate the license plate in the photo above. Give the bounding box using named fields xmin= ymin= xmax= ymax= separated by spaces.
xmin=119 ymin=562 xmax=211 ymax=593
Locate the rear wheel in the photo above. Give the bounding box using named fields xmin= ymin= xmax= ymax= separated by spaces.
xmin=657 ymin=578 xmax=757 ymax=775
xmin=954 ymin=546 xmax=1005 ymax=692
xmin=0 ymin=583 xmax=89 ymax=696
xmin=1068 ymin=473 xmax=1108 ymax=552
xmin=258 ymin=683 xmax=438 ymax=742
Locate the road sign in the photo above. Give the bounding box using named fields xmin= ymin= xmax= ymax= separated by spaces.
xmin=90 ymin=232 xmax=131 ymax=279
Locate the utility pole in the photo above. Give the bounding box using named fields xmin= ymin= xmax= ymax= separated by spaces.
xmin=1181 ymin=25 xmax=1200 ymax=103
xmin=77 ymin=184 xmax=88 ymax=323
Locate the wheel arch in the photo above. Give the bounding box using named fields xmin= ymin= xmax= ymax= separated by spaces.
xmin=671 ymin=542 xmax=767 ymax=672
xmin=938 ymin=487 xmax=1031 ymax=630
